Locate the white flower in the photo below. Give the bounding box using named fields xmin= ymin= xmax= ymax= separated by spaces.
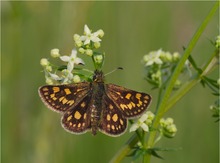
xmin=60 ymin=49 xmax=84 ymax=72
xmin=129 ymin=114 xmax=149 ymax=132
xmin=80 ymin=24 xmax=101 ymax=45
xmin=143 ymin=49 xmax=163 ymax=66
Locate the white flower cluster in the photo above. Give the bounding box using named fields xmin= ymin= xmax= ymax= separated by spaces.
xmin=129 ymin=111 xmax=155 ymax=132
xmin=142 ymin=49 xmax=183 ymax=88
xmin=159 ymin=117 xmax=177 ymax=138
xmin=143 ymin=49 xmax=180 ymax=67
xmin=129 ymin=112 xmax=177 ymax=139
xmin=40 ymin=24 xmax=106 ymax=85
xmin=73 ymin=24 xmax=104 ymax=56
xmin=40 ymin=49 xmax=84 ymax=84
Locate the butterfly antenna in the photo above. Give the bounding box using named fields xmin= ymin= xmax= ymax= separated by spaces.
xmin=104 ymin=67 xmax=123 ymax=76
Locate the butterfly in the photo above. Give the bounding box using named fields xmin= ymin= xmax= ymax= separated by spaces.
xmin=38 ymin=70 xmax=152 ymax=136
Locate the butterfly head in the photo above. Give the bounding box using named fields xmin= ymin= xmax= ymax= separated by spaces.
xmin=93 ymin=70 xmax=104 ymax=83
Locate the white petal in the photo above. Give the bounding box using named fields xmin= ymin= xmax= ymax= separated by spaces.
xmin=91 ymin=36 xmax=101 ymax=43
xmin=75 ymin=57 xmax=85 ymax=65
xmin=70 ymin=49 xmax=77 ymax=58
xmin=84 ymin=38 xmax=90 ymax=45
xmin=80 ymin=35 xmax=87 ymax=41
xmin=145 ymin=60 xmax=153 ymax=66
xmin=67 ymin=62 xmax=74 ymax=72
xmin=129 ymin=123 xmax=139 ymax=132
xmin=155 ymin=58 xmax=163 ymax=64
xmin=49 ymin=73 xmax=62 ymax=80
xmin=141 ymin=123 xmax=149 ymax=132
xmin=139 ymin=114 xmax=148 ymax=123
xmin=60 ymin=56 xmax=70 ymax=62
xmin=84 ymin=24 xmax=91 ymax=35
xmin=92 ymin=31 xmax=100 ymax=37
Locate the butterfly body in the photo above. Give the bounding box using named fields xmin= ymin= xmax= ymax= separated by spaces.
xmin=38 ymin=70 xmax=152 ymax=136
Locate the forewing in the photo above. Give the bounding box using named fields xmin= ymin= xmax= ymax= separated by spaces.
xmin=99 ymin=96 xmax=127 ymax=136
xmin=106 ymin=84 xmax=152 ymax=118
xmin=61 ymin=95 xmax=92 ymax=134
xmin=38 ymin=82 xmax=91 ymax=113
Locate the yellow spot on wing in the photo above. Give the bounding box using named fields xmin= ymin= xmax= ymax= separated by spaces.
xmin=81 ymin=102 xmax=86 ymax=107
xmin=59 ymin=96 xmax=65 ymax=102
xmin=62 ymin=98 xmax=68 ymax=104
xmin=83 ymin=113 xmax=87 ymax=119
xmin=74 ymin=111 xmax=81 ymax=120
xmin=53 ymin=87 xmax=60 ymax=93
xmin=116 ymin=92 xmax=121 ymax=95
xmin=127 ymin=103 xmax=133 ymax=109
xmin=139 ymin=100 xmax=143 ymax=105
xmin=120 ymin=104 xmax=127 ymax=110
xmin=42 ymin=87 xmax=49 ymax=91
xmin=64 ymin=88 xmax=71 ymax=95
xmin=50 ymin=94 xmax=55 ymax=98
xmin=112 ymin=114 xmax=118 ymax=122
xmin=131 ymin=102 xmax=136 ymax=107
xmin=120 ymin=119 xmax=124 ymax=125
xmin=136 ymin=93 xmax=142 ymax=100
xmin=125 ymin=93 xmax=132 ymax=99
xmin=67 ymin=100 xmax=74 ymax=106
xmin=67 ymin=115 xmax=72 ymax=121
xmin=109 ymin=104 xmax=113 ymax=110
xmin=107 ymin=114 xmax=111 ymax=121
xmin=44 ymin=92 xmax=49 ymax=95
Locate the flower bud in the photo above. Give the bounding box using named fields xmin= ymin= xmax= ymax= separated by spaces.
xmin=40 ymin=58 xmax=49 ymax=67
xmin=50 ymin=48 xmax=60 ymax=58
xmin=85 ymin=49 xmax=93 ymax=56
xmin=73 ymin=75 xmax=81 ymax=83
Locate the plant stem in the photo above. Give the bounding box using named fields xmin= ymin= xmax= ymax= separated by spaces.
xmin=110 ymin=2 xmax=218 ymax=163
xmin=109 ymin=134 xmax=139 ymax=163
xmin=165 ymin=51 xmax=218 ymax=113
xmin=144 ymin=2 xmax=219 ymax=162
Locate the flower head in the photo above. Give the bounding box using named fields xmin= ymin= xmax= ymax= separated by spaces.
xmin=60 ymin=49 xmax=84 ymax=72
xmin=159 ymin=117 xmax=177 ymax=138
xmin=80 ymin=25 xmax=102 ymax=45
xmin=130 ymin=113 xmax=149 ymax=132
xmin=143 ymin=49 xmax=163 ymax=66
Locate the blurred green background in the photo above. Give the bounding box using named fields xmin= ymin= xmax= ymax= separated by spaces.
xmin=2 ymin=1 xmax=219 ymax=163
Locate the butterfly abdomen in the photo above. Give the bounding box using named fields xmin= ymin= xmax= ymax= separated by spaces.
xmin=90 ymin=80 xmax=105 ymax=135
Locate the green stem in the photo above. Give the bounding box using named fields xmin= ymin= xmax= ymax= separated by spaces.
xmin=109 ymin=134 xmax=139 ymax=163
xmin=165 ymin=50 xmax=218 ymax=113
xmin=110 ymin=2 xmax=218 ymax=163
xmin=145 ymin=2 xmax=219 ymax=162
